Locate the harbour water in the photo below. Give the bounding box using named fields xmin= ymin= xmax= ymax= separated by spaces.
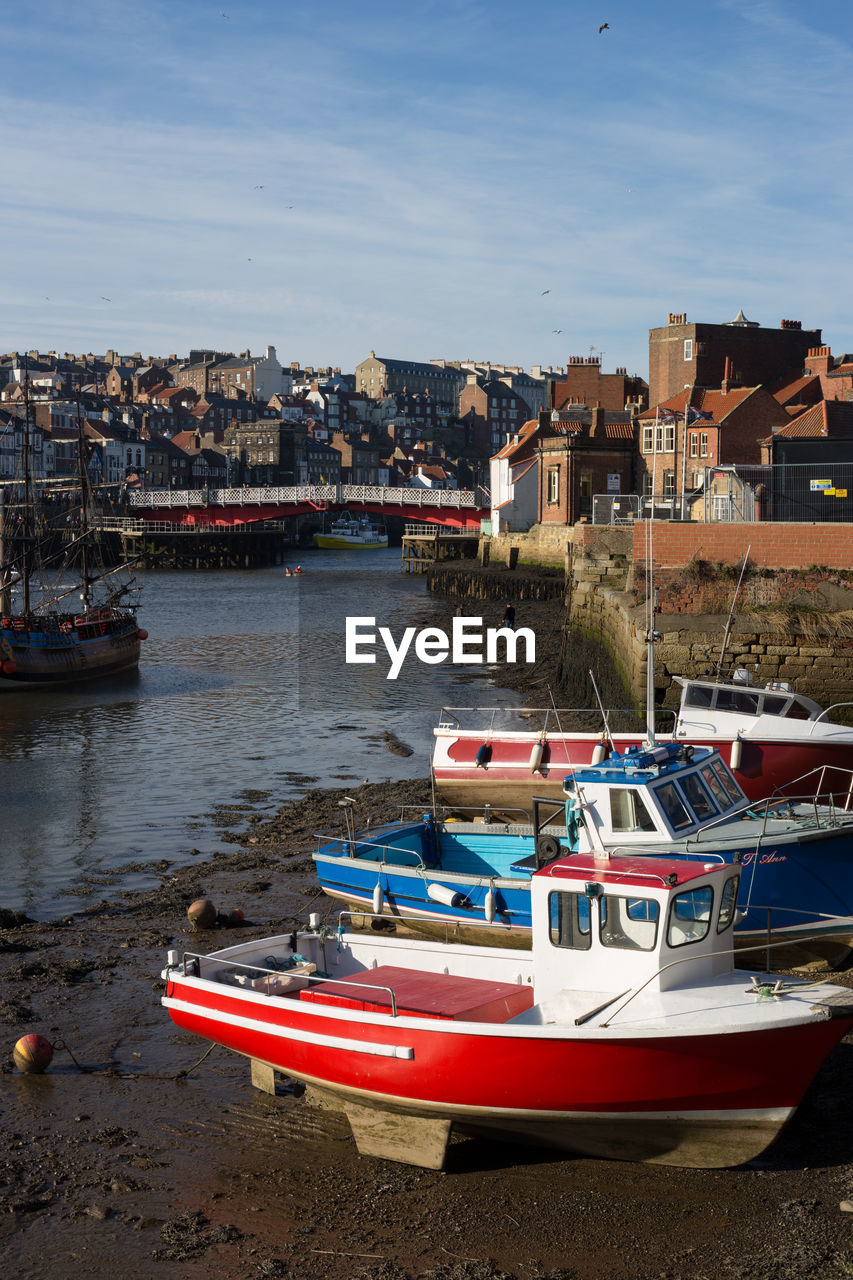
xmin=0 ymin=549 xmax=521 ymax=917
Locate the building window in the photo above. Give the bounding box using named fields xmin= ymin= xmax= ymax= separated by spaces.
xmin=642 ymin=424 xmax=654 ymax=453
xmin=663 ymin=470 xmax=675 ymax=497
xmin=547 ymin=466 xmax=560 ymax=504
xmin=700 ymin=432 xmax=708 ymax=457
xmin=684 ymin=339 xmax=693 ymax=361
xmin=689 ymin=433 xmax=698 ymax=457
xmin=663 ymin=424 xmax=675 ymax=452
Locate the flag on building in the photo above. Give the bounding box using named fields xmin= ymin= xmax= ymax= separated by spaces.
xmin=687 ymin=405 xmax=714 ymax=423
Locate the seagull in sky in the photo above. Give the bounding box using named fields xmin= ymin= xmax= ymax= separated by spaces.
xmin=541 ymin=289 xmax=550 ymax=295
xmin=552 ymin=329 xmax=562 ymax=334
xmin=101 ymin=296 xmax=112 ymax=302
xmin=599 ymin=23 xmax=609 ymax=33
xmin=254 ymin=184 xmax=264 ymax=189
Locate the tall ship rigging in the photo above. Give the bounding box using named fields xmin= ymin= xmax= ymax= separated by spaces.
xmin=0 ymin=381 xmax=146 ymax=689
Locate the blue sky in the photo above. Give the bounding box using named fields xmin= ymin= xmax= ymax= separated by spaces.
xmin=2 ymin=0 xmax=852 ymax=383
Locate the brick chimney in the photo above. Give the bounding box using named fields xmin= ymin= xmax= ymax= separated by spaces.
xmin=721 ymin=356 xmax=731 ymax=395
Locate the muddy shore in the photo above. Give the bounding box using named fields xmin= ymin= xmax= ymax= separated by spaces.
xmin=4 ymin=589 xmax=853 ymax=1280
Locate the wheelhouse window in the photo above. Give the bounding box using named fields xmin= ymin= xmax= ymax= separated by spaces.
xmin=609 ymin=788 xmax=658 ymax=832
xmin=667 ymin=885 xmax=713 ymax=947
xmin=548 ymin=891 xmax=592 ymax=950
xmin=717 ymin=875 xmax=740 ymax=933
xmin=654 ymin=782 xmax=694 ymax=830
xmin=599 ymin=895 xmax=659 ymax=950
xmin=679 ymin=771 xmax=718 ymax=820
xmin=708 ymin=758 xmax=742 ymax=804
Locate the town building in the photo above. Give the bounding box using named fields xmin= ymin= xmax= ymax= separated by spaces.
xmin=549 ymin=356 xmax=648 ymax=414
xmin=648 ymin=311 xmax=821 ymax=407
xmin=354 ymin=352 xmax=465 ymax=412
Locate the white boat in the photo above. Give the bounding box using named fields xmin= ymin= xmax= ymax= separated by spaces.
xmin=313 ymin=512 xmax=388 ymax=549
xmin=163 ymin=851 xmax=853 ymax=1171
xmin=432 ymin=671 xmax=853 ymax=809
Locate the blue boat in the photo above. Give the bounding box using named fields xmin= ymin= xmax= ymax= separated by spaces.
xmin=312 ymin=743 xmax=853 ymax=964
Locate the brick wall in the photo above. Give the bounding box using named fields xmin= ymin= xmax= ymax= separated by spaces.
xmin=632 ymin=521 xmax=853 ymax=570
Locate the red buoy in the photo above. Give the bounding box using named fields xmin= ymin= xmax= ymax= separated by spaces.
xmin=13 ymin=1034 xmax=54 ymax=1074
xmin=137 ymin=629 xmax=148 ymax=640
xmin=1 ymin=659 xmax=16 ymax=675
xmin=187 ymin=898 xmax=217 ymax=930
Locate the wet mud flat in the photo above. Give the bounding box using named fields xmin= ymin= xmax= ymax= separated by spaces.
xmin=4 ymin=777 xmax=853 ymax=1280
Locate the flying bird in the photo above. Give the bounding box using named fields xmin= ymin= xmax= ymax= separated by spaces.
xmin=541 ymin=289 xmax=550 ymax=295
xmin=599 ymin=23 xmax=609 ymax=33
xmin=100 ymin=296 xmax=112 ymax=302
xmin=254 ymin=185 xmax=264 ymax=189
xmin=552 ymin=329 xmax=562 ymax=334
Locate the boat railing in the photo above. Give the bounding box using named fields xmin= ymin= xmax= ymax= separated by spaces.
xmin=812 ymin=702 xmax=853 ymax=730
xmin=314 ymin=805 xmax=539 ymax=845
xmin=771 ymin=764 xmax=853 ymax=812
xmin=434 ymin=705 xmax=674 ymax=736
xmin=601 ymin=907 xmax=851 ymax=1028
xmin=175 ymin=950 xmax=401 ymax=1015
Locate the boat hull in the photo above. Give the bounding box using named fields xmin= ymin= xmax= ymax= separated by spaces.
xmin=433 ymin=729 xmax=853 ymax=807
xmin=163 ymin=972 xmax=849 ymax=1169
xmin=0 ymin=623 xmax=142 ymax=689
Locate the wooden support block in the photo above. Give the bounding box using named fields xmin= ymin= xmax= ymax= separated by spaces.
xmin=344 ymin=1101 xmax=452 ymax=1169
xmin=250 ymin=1058 xmax=277 ymax=1094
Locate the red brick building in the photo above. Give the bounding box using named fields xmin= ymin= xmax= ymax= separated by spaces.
xmin=648 ymin=310 xmax=820 ymax=407
xmin=537 ymin=409 xmax=635 ymax=525
xmin=549 ymin=357 xmax=647 ymax=414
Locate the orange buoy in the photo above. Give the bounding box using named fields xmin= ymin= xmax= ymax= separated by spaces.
xmin=2 ymin=659 xmax=16 ymax=675
xmin=13 ymin=1033 xmax=54 ymax=1074
xmin=187 ymin=898 xmax=217 ymax=930
xmin=228 ymin=908 xmax=245 ymax=926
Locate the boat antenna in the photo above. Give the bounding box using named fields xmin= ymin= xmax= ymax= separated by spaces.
xmin=644 ymin=513 xmax=659 ymax=746
xmin=21 ymin=360 xmax=33 ymax=615
xmin=588 ymin=668 xmax=615 ymax=754
xmin=715 ymin=545 xmax=751 ymax=681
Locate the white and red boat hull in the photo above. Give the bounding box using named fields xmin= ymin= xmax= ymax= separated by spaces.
xmin=163 ymin=961 xmax=848 ymax=1168
xmin=432 ymin=728 xmax=853 ymax=810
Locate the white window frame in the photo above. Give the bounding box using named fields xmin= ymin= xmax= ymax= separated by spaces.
xmin=700 ymin=431 xmax=709 ymax=458
xmin=547 ymin=466 xmax=560 ymax=504
xmin=684 ymin=339 xmax=693 ymax=361
xmin=663 ymin=424 xmax=675 ymax=452
xmin=689 ymin=433 xmax=698 ymax=458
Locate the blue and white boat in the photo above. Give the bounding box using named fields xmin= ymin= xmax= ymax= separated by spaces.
xmin=312 ymin=743 xmax=853 ymax=964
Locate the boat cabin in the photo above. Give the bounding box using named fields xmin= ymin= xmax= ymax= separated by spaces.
xmin=563 ymin=743 xmax=748 ymax=851
xmin=673 ymin=671 xmax=824 ymax=728
xmin=527 ymin=853 xmax=740 ymax=1018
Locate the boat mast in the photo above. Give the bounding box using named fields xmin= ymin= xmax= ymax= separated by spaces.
xmin=75 ymin=392 xmax=93 ymax=611
xmin=0 ymin=487 xmax=10 ymax=615
xmin=21 ymin=362 xmax=33 ymax=615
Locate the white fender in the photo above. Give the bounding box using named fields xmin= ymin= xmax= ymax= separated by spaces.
xmin=591 ymin=741 xmax=608 ymax=765
xmin=484 ymin=886 xmax=497 ymax=922
xmin=427 ymin=882 xmax=465 ymax=909
xmin=372 ymin=881 xmax=384 ymax=914
xmin=529 ymin=740 xmax=544 ymax=773
xmin=730 ymin=736 xmax=742 ymax=770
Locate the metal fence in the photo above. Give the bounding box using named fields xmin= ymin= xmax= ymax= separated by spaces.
xmin=595 ymin=463 xmax=853 ymax=524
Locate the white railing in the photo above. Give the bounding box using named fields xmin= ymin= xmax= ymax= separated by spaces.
xmin=404 ymin=522 xmax=481 ymax=537
xmin=129 ymin=484 xmax=488 ymax=511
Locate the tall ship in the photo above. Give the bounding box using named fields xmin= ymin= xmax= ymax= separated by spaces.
xmin=313 ymin=511 xmax=388 ymax=550
xmin=0 ymin=386 xmax=146 ymax=690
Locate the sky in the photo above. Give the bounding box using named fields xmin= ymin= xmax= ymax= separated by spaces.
xmin=2 ymin=0 xmax=852 ymax=383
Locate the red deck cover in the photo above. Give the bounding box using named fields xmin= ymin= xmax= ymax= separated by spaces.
xmin=298 ymin=964 xmax=534 ymax=1022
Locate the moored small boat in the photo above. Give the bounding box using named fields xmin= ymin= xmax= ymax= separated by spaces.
xmin=313 ymin=512 xmax=388 ymax=549
xmin=313 ymin=743 xmax=853 ymax=965
xmin=162 ymin=853 xmax=853 ymax=1170
xmin=432 ymin=673 xmax=853 ymax=808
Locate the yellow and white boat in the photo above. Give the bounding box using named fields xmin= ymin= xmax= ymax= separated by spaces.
xmin=313 ymin=513 xmax=388 ymax=549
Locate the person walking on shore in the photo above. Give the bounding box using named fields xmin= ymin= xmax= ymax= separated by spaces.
xmin=502 ymin=603 xmax=516 ymax=631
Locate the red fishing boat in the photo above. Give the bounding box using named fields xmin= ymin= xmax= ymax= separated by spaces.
xmin=432 ymin=671 xmax=853 ymax=812
xmin=162 ymin=853 xmax=853 ymax=1170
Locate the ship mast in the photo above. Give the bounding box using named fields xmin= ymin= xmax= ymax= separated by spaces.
xmin=75 ymin=392 xmax=93 ymax=612
xmin=21 ymin=362 xmax=33 ymax=615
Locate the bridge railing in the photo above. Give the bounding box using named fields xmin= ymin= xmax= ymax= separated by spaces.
xmin=129 ymin=483 xmax=489 ymax=511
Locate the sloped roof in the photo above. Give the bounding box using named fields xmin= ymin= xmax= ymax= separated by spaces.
xmin=494 ymin=418 xmax=540 ymax=459
xmin=768 ymin=371 xmax=820 ymax=405
xmin=767 ymin=400 xmax=853 ymax=440
xmin=641 ymin=385 xmax=755 ymax=423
